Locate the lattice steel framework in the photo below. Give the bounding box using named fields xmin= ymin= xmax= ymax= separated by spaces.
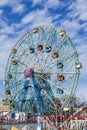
xmin=5 ymin=26 xmax=81 ymax=116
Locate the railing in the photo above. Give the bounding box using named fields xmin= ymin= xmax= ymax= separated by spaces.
xmin=0 ymin=106 xmax=87 ymax=130
xmin=58 ymin=105 xmax=87 ymax=130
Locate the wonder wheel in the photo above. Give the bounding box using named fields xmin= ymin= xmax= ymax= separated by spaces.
xmin=5 ymin=26 xmax=81 ymax=116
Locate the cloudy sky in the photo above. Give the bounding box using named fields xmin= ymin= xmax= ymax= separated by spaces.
xmin=0 ymin=0 xmax=87 ymax=101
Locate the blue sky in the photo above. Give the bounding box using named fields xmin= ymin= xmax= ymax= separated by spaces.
xmin=0 ymin=0 xmax=87 ymax=102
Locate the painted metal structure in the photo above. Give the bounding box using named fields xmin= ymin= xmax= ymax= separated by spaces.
xmin=58 ymin=105 xmax=87 ymax=130
xmin=5 ymin=26 xmax=81 ymax=118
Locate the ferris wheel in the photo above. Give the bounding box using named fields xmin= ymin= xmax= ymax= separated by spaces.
xmin=5 ymin=26 xmax=82 ymax=116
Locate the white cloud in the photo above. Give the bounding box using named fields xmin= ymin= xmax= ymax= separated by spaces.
xmin=22 ymin=11 xmax=35 ymax=24
xmin=0 ymin=19 xmax=7 ymax=28
xmin=0 ymin=34 xmax=8 ymax=41
xmin=0 ymin=0 xmax=26 ymax=14
xmin=31 ymin=0 xmax=60 ymax=9
xmin=84 ymin=27 xmax=87 ymax=32
xmin=61 ymin=20 xmax=80 ymax=31
xmin=68 ymin=0 xmax=87 ymax=21
xmin=0 ymin=0 xmax=19 ymax=7
xmin=21 ymin=9 xmax=53 ymax=26
xmin=60 ymin=20 xmax=80 ymax=38
xmin=0 ymin=25 xmax=15 ymax=34
xmin=75 ymin=0 xmax=87 ymax=13
xmin=0 ymin=18 xmax=18 ymax=35
xmin=79 ymin=12 xmax=87 ymax=21
xmin=0 ymin=0 xmax=8 ymax=6
xmin=0 ymin=9 xmax=3 ymax=15
xmin=31 ymin=0 xmax=42 ymax=6
xmin=46 ymin=0 xmax=60 ymax=9
xmin=11 ymin=3 xmax=26 ymax=14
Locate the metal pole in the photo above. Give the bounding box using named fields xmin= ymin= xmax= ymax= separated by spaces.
xmin=56 ymin=106 xmax=57 ymax=127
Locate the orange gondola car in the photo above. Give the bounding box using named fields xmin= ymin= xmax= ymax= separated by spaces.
xmin=37 ymin=45 xmax=43 ymax=51
xmin=58 ymin=75 xmax=65 ymax=81
xmin=12 ymin=60 xmax=18 ymax=65
xmin=52 ymin=52 xmax=59 ymax=58
xmin=5 ymin=90 xmax=10 ymax=95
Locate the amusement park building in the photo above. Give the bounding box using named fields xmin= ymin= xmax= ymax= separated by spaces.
xmin=0 ymin=98 xmax=11 ymax=112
